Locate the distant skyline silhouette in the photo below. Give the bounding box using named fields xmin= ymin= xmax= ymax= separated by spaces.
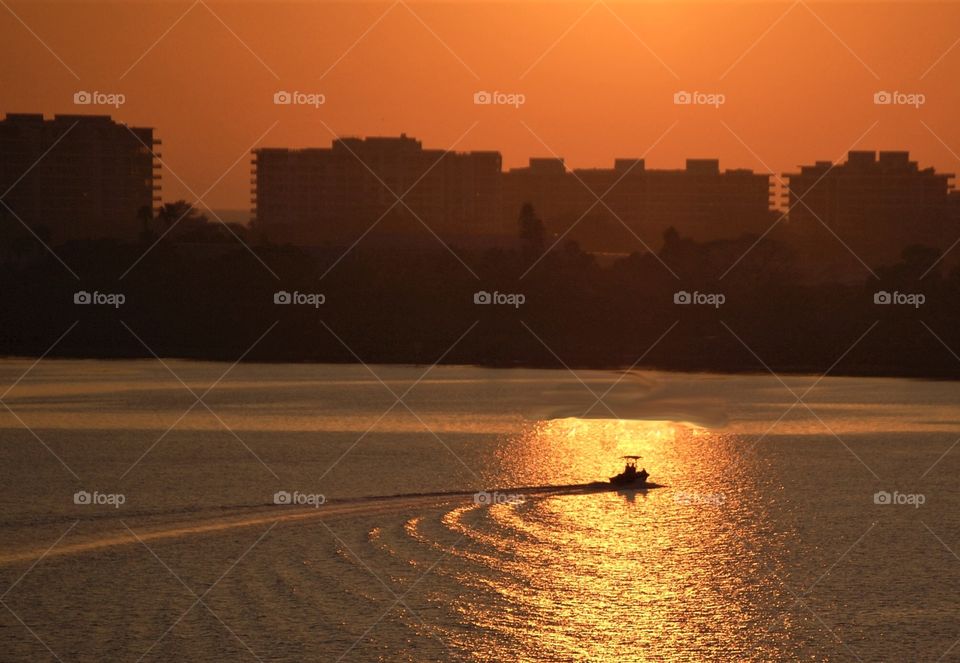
xmin=4 ymin=113 xmax=957 ymax=268
xmin=2 ymin=1 xmax=959 ymax=210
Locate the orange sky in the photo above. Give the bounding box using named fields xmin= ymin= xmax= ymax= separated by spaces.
xmin=2 ymin=1 xmax=959 ymax=212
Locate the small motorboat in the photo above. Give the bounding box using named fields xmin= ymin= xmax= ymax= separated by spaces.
xmin=609 ymin=455 xmax=649 ymax=487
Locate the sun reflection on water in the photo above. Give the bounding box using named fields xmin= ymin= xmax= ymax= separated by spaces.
xmin=488 ymin=417 xmax=714 ymax=489
xmin=438 ymin=417 xmax=794 ymax=660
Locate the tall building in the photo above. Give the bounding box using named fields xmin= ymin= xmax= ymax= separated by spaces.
xmin=502 ymin=157 xmax=774 ymax=252
xmin=252 ymin=134 xmax=502 ymax=244
xmin=252 ymin=134 xmax=774 ymax=251
xmin=784 ymin=151 xmax=956 ymax=267
xmin=0 ymin=114 xmax=160 ymax=243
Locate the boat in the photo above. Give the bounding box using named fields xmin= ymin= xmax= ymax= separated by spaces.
xmin=609 ymin=455 xmax=649 ymax=487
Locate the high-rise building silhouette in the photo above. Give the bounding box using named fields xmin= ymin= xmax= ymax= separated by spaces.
xmin=785 ymin=151 xmax=956 ymax=267
xmin=0 ymin=114 xmax=159 ymax=243
xmin=252 ymin=135 xmax=774 ymax=250
xmin=5 ymin=116 xmax=954 ymax=272
xmin=252 ymin=134 xmax=501 ymax=244
xmin=502 ymin=157 xmax=774 ymax=251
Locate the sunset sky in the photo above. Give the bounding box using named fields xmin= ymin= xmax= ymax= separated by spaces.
xmin=2 ymin=1 xmax=958 ymax=212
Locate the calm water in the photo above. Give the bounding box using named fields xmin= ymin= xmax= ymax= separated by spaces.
xmin=1 ymin=360 xmax=959 ymax=661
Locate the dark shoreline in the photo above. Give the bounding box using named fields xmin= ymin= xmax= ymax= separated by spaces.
xmin=1 ymin=351 xmax=957 ymax=382
xmin=3 ymin=237 xmax=959 ymax=382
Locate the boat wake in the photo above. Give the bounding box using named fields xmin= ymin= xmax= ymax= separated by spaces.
xmin=0 ymin=481 xmax=663 ymax=567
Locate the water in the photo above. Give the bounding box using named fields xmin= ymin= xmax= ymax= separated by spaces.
xmin=1 ymin=360 xmax=959 ymax=661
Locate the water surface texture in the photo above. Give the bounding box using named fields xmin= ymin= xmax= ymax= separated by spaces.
xmin=1 ymin=361 xmax=958 ymax=661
